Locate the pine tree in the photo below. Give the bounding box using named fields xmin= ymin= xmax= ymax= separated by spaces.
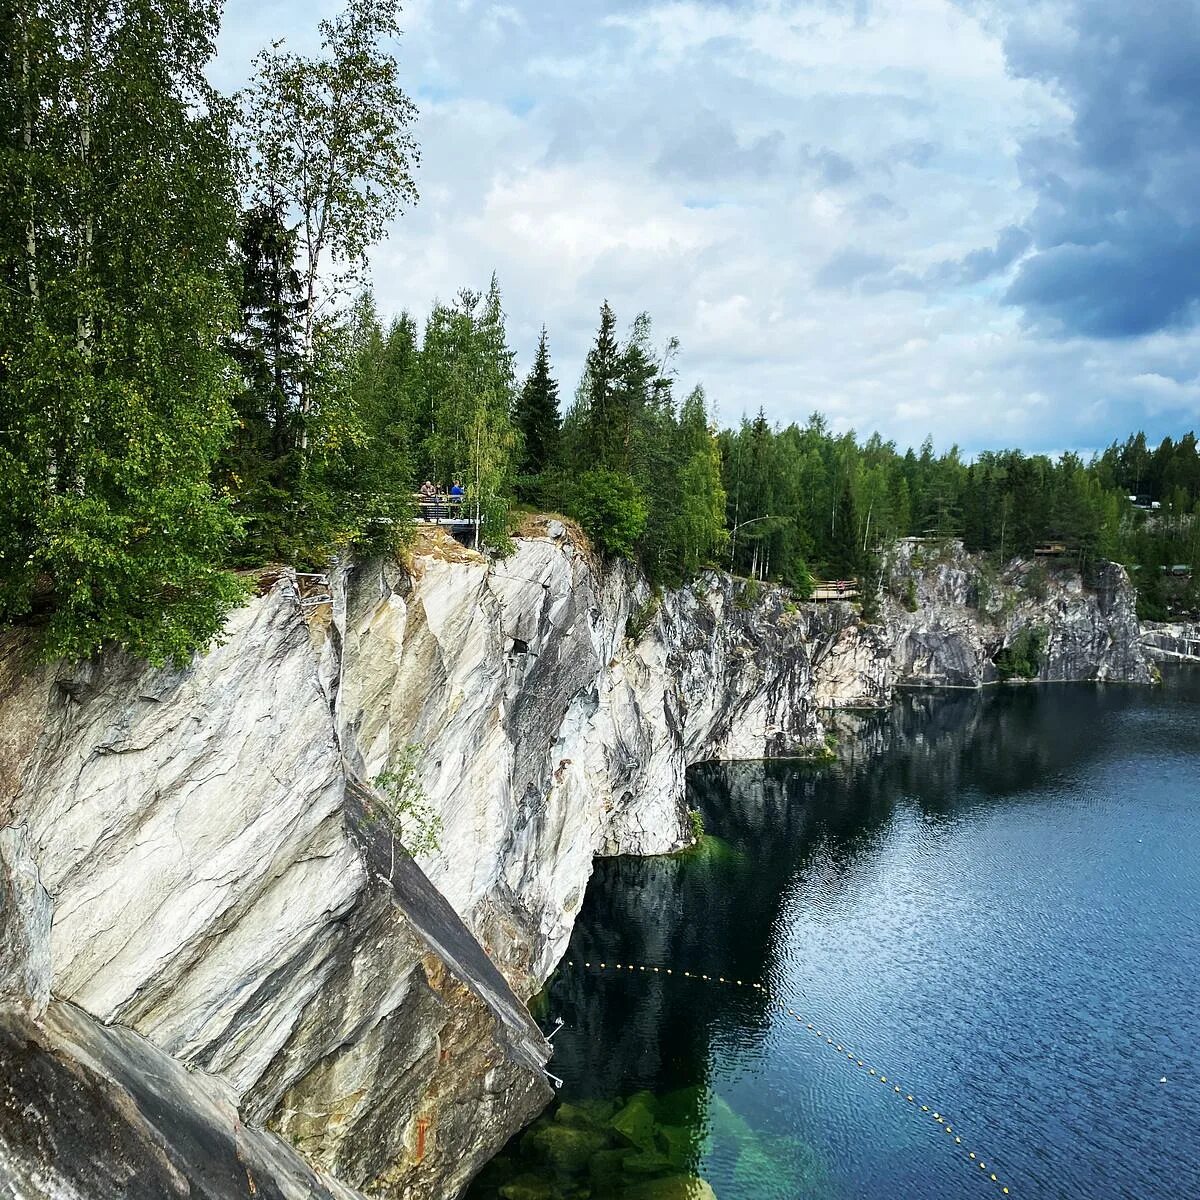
xmin=514 ymin=326 xmax=560 ymax=498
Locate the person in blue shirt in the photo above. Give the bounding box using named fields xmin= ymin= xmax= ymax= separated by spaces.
xmin=449 ymin=481 xmax=465 ymax=504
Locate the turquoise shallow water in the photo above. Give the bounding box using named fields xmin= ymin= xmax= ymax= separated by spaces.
xmin=470 ymin=671 xmax=1200 ymax=1200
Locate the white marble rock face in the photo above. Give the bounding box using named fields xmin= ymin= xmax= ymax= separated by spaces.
xmin=0 ymin=583 xmax=549 ymax=1200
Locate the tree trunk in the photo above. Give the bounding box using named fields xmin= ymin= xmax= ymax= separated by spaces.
xmin=72 ymin=0 xmax=98 ymax=497
xmin=22 ymin=26 xmax=38 ymax=306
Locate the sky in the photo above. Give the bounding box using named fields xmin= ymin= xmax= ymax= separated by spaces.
xmin=212 ymin=0 xmax=1200 ymax=456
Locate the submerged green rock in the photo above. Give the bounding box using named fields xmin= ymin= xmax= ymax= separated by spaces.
xmin=525 ymin=1123 xmax=609 ymax=1176
xmin=498 ymin=1174 xmax=561 ymax=1200
xmin=677 ymin=834 xmax=738 ymax=866
xmin=556 ymin=1098 xmax=618 ymax=1129
xmin=610 ymin=1092 xmax=660 ymax=1153
xmin=469 ymin=1090 xmax=718 ymax=1200
xmin=589 ymin=1146 xmax=631 ymax=1191
xmin=619 ymin=1176 xmax=718 ymax=1200
xmin=658 ymin=1123 xmax=697 ymax=1171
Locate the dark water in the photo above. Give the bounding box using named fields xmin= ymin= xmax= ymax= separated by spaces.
xmin=470 ymin=672 xmax=1200 ymax=1200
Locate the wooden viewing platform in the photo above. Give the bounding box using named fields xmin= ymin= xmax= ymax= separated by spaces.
xmin=810 ymin=580 xmax=858 ymax=601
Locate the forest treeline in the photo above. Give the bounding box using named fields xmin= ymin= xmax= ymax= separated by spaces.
xmin=3 ymin=0 xmax=1199 ymax=666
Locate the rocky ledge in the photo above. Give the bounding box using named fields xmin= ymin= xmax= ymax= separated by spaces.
xmin=0 ymin=598 xmax=549 ymax=1200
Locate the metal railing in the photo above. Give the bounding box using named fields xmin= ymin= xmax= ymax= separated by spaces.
xmin=412 ymin=492 xmax=478 ymax=524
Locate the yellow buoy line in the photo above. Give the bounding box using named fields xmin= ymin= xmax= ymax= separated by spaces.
xmin=562 ymin=958 xmax=1013 ymax=1196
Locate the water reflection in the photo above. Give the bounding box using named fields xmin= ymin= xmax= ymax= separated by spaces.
xmin=470 ymin=672 xmax=1200 ymax=1200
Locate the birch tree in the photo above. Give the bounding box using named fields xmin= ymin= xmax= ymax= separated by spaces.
xmin=243 ymin=0 xmax=420 ymax=425
xmin=0 ymin=0 xmax=243 ymax=665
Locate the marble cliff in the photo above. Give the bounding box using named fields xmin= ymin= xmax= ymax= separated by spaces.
xmin=0 ymin=521 xmax=1153 ymax=1197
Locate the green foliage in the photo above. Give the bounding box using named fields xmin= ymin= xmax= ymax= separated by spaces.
xmin=417 ymin=279 xmax=521 ymax=551
xmin=372 ymin=744 xmax=443 ymax=859
xmin=243 ymin=0 xmax=419 ymax=364
xmin=0 ymin=0 xmax=245 ymax=665
xmin=736 ymin=577 xmax=762 ymax=609
xmin=570 ymin=469 xmax=648 ymax=559
xmin=687 ymin=808 xmax=704 ymax=842
xmin=903 ymin=578 xmax=918 ymax=612
xmin=1022 ymin=564 xmax=1050 ymax=601
xmin=994 ymin=626 xmax=1048 ymax=681
xmin=627 ymin=590 xmax=662 ymax=643
xmin=556 ymin=305 xmax=727 ymax=586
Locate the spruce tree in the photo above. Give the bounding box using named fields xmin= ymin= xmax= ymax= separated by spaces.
xmin=220 ymin=201 xmax=307 ymax=562
xmin=514 ymin=326 xmax=561 ymax=498
xmin=578 ymin=301 xmax=622 ymax=470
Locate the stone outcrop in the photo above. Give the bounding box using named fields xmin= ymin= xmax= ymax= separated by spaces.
xmin=878 ymin=539 xmax=1154 ymax=687
xmin=0 ymin=522 xmax=1155 ymax=1198
xmin=0 ymin=999 xmax=364 ymax=1200
xmin=1140 ymin=620 xmax=1200 ymax=662
xmin=332 ymin=525 xmax=877 ymax=992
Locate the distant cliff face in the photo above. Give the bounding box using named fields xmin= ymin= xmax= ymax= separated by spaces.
xmin=1141 ymin=620 xmax=1200 ymax=663
xmin=878 ymin=538 xmax=1154 ymax=688
xmin=0 ymin=523 xmax=1153 ymax=1198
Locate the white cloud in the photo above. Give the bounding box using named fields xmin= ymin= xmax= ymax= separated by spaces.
xmin=213 ymin=0 xmax=1200 ymax=452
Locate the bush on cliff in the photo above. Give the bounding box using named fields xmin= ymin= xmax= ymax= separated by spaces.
xmin=994 ymin=626 xmax=1048 ymax=681
xmin=570 ymin=470 xmax=648 ymax=559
